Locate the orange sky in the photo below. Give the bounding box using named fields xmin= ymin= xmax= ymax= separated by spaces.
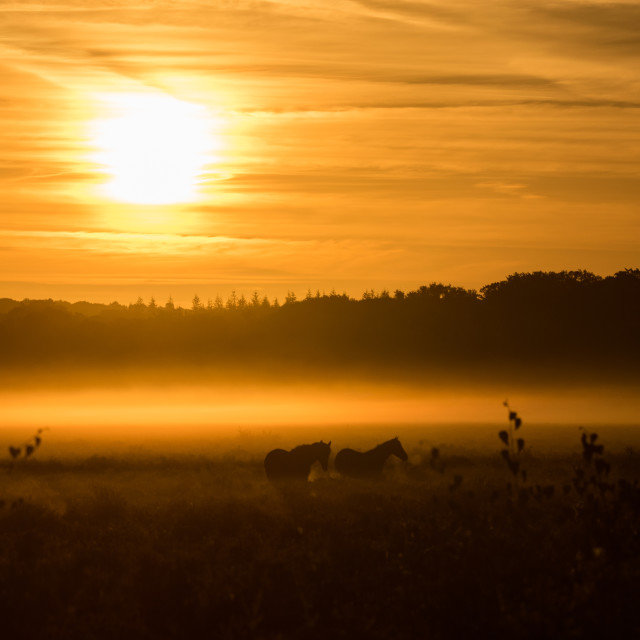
xmin=1 ymin=0 xmax=639 ymax=306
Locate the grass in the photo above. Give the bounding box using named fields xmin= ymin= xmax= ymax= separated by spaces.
xmin=1 ymin=434 xmax=640 ymax=639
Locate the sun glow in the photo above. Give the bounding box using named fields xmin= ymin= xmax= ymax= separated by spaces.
xmin=90 ymin=93 xmax=220 ymax=205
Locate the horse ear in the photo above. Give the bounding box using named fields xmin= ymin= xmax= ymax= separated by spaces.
xmin=328 ymin=440 xmax=331 ymax=447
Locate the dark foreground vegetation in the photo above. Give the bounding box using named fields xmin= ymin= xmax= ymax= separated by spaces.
xmin=2 ymin=424 xmax=639 ymax=639
xmin=1 ymin=269 xmax=639 ymax=379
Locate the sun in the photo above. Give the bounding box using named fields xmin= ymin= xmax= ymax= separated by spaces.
xmin=90 ymin=93 xmax=219 ymax=205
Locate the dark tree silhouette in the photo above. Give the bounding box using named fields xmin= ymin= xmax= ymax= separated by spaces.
xmin=0 ymin=270 xmax=637 ymax=381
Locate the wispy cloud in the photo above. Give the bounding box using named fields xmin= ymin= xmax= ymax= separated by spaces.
xmin=1 ymin=1 xmax=638 ymax=299
xmin=1 ymin=229 xmax=270 ymax=255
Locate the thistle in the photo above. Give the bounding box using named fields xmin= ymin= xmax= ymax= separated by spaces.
xmin=573 ymin=428 xmax=613 ymax=499
xmin=8 ymin=428 xmax=48 ymax=473
xmin=499 ymin=401 xmax=526 ymax=500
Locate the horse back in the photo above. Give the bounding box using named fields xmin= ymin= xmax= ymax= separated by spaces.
xmin=264 ymin=449 xmax=288 ymax=481
xmin=335 ymin=448 xmax=367 ymax=477
xmin=335 ymin=447 xmax=385 ymax=478
xmin=264 ymin=448 xmax=309 ymax=482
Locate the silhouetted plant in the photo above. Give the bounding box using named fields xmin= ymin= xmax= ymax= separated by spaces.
xmin=8 ymin=428 xmax=48 ymax=473
xmin=530 ymin=484 xmax=555 ymax=502
xmin=499 ymin=401 xmax=527 ymax=501
xmin=573 ymin=428 xmax=614 ymax=500
xmin=580 ymin=429 xmax=605 ymax=466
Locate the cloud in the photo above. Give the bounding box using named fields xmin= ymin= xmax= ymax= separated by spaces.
xmin=475 ymin=181 xmax=535 ymax=199
xmin=349 ymin=0 xmax=464 ymax=25
xmin=2 ymin=0 xmax=636 ymax=109
xmin=1 ymin=0 xmax=639 ymax=299
xmin=0 ymin=229 xmax=271 ymax=255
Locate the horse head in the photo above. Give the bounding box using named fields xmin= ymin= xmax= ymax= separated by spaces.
xmin=317 ymin=440 xmax=332 ymax=471
xmin=392 ymin=437 xmax=408 ymax=462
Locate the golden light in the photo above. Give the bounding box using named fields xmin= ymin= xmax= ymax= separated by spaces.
xmin=90 ymin=93 xmax=220 ymax=205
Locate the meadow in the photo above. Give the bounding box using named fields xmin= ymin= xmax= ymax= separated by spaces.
xmin=2 ymin=420 xmax=639 ymax=639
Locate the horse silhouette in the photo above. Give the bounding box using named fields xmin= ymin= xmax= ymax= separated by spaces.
xmin=264 ymin=440 xmax=332 ymax=483
xmin=335 ymin=437 xmax=408 ymax=478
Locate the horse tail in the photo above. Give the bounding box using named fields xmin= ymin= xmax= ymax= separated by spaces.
xmin=264 ymin=448 xmax=289 ymax=482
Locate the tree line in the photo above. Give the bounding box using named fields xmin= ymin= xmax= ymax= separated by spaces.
xmin=1 ymin=269 xmax=638 ymax=377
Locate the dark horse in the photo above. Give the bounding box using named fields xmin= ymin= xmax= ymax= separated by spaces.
xmin=264 ymin=440 xmax=332 ymax=483
xmin=335 ymin=437 xmax=408 ymax=479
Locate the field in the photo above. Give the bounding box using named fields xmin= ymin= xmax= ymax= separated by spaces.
xmin=1 ymin=422 xmax=639 ymax=639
